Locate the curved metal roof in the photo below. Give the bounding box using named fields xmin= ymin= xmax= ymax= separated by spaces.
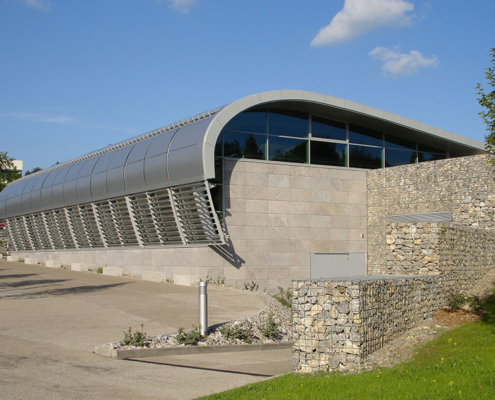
xmin=0 ymin=90 xmax=484 ymax=220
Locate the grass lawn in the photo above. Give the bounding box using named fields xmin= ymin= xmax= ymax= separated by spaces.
xmin=199 ymin=292 xmax=495 ymax=400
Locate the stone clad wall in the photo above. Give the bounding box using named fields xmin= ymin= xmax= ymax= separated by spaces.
xmin=367 ymin=155 xmax=495 ymax=275
xmin=13 ymin=159 xmax=367 ymax=292
xmin=292 ymin=276 xmax=443 ymax=373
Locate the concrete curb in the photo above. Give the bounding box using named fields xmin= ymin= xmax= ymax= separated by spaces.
xmin=94 ymin=342 xmax=293 ymax=360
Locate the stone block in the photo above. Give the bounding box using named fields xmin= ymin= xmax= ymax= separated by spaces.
xmin=102 ymin=267 xmax=123 ymax=277
xmin=71 ymin=263 xmax=89 ymax=272
xmin=24 ymin=257 xmax=38 ymax=265
xmin=174 ymin=274 xmax=199 ymax=287
xmin=6 ymin=256 xmax=14 ymax=262
xmin=142 ymin=271 xmax=168 ymax=283
xmin=45 ymin=260 xmax=61 ymax=268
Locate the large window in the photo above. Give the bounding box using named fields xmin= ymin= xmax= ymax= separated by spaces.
xmin=385 ymin=148 xmax=417 ymax=167
xmin=310 ymin=141 xmax=346 ymax=167
xmin=223 ymin=131 xmax=266 ymax=160
xmin=269 ymin=136 xmax=307 ymax=163
xmin=217 ymin=108 xmax=449 ymax=170
xmin=312 ymin=116 xmax=346 ymax=141
xmin=349 ymin=145 xmax=382 ymax=169
xmin=349 ymin=124 xmax=383 ymax=147
xmin=268 ymin=109 xmax=309 ymax=138
xmin=224 ymin=109 xmax=266 ymax=134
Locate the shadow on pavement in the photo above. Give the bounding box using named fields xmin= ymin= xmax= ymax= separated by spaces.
xmin=0 ymin=273 xmax=39 ymax=280
xmin=126 ymin=358 xmax=274 ymax=378
xmin=0 ymin=282 xmax=131 ymax=300
xmin=0 ymin=279 xmax=70 ymax=289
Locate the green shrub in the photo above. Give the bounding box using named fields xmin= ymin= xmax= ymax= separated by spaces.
xmin=220 ymin=324 xmax=253 ymax=343
xmin=467 ymin=295 xmax=483 ymax=313
xmin=120 ymin=324 xmax=147 ymax=347
xmin=176 ymin=326 xmax=201 ymax=345
xmin=261 ymin=314 xmax=280 ymax=340
xmin=447 ymin=292 xmax=483 ymax=313
xmin=447 ymin=292 xmax=467 ymax=309
xmin=273 ymin=286 xmax=292 ymax=308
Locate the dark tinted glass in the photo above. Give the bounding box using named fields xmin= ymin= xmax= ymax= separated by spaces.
xmin=385 ymin=148 xmax=417 ymax=167
xmin=268 ymin=109 xmax=309 ymax=138
xmin=224 ymin=110 xmax=267 ymax=134
xmin=385 ymin=134 xmax=416 ymax=150
xmin=224 ymin=131 xmax=266 ymax=160
xmin=418 ymin=152 xmax=446 ymax=162
xmin=212 ymin=158 xmax=223 ymax=184
xmin=215 ymin=132 xmax=223 ymax=157
xmin=418 ymin=143 xmax=446 ymax=155
xmin=269 ymin=136 xmax=308 ymax=163
xmin=312 ymin=116 xmax=346 ymax=140
xmin=349 ymin=124 xmax=383 ymax=146
xmin=349 ymin=145 xmax=382 ymax=169
xmin=210 ymin=184 xmax=223 ymax=223
xmin=310 ymin=141 xmax=346 ymax=167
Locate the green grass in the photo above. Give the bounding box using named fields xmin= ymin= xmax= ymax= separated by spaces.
xmin=199 ymin=292 xmax=495 ymax=400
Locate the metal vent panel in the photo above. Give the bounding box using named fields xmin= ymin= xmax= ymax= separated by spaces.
xmin=3 ymin=181 xmax=225 ymax=251
xmin=385 ymin=211 xmax=452 ymax=223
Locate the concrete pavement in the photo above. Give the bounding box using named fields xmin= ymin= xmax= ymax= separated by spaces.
xmin=0 ymin=260 xmax=292 ymax=399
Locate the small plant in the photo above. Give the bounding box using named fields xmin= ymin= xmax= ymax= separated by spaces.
xmin=18 ymin=258 xmax=25 ymax=263
xmin=261 ymin=314 xmax=280 ymax=340
xmin=447 ymin=292 xmax=467 ymax=309
xmin=447 ymin=292 xmax=484 ymax=313
xmin=120 ymin=324 xmax=147 ymax=347
xmin=220 ymin=323 xmax=253 ymax=343
xmin=273 ymin=286 xmax=292 ymax=308
xmin=199 ymin=276 xmax=225 ymax=286
xmin=96 ymin=266 xmax=103 ymax=274
xmin=199 ymin=275 xmax=212 ymax=284
xmin=467 ymin=295 xmax=483 ymax=313
xmin=176 ymin=325 xmax=201 ymax=345
xmin=243 ymin=281 xmax=259 ymax=292
xmin=215 ymin=277 xmax=225 ymax=285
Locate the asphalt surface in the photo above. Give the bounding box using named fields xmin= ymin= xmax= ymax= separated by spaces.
xmin=0 ymin=260 xmax=292 ymax=399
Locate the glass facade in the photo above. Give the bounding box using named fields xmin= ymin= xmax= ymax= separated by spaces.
xmin=215 ymin=108 xmax=449 ymax=172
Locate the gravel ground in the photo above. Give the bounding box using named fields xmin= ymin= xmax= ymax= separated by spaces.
xmin=109 ymin=292 xmax=292 ymax=350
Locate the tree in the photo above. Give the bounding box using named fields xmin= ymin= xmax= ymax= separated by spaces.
xmin=24 ymin=167 xmax=42 ymax=176
xmin=477 ymin=47 xmax=495 ymax=156
xmin=0 ymin=151 xmax=21 ymax=192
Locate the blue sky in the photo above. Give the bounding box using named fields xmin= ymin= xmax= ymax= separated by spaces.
xmin=1 ymin=0 xmax=494 ymax=173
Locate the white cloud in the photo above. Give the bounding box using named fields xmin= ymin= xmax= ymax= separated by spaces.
xmin=311 ymin=0 xmax=414 ymax=46
xmin=169 ymin=0 xmax=197 ymax=13
xmin=20 ymin=0 xmax=51 ymax=11
xmin=369 ymin=46 xmax=438 ymax=76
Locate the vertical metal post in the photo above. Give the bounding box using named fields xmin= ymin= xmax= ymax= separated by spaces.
xmin=199 ymin=281 xmax=208 ymax=336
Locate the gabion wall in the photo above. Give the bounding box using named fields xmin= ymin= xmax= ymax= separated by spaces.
xmin=368 ymin=155 xmax=495 ymax=275
xmin=440 ymin=224 xmax=495 ymax=295
xmin=292 ymin=276 xmax=443 ymax=373
xmin=293 ymin=155 xmax=495 ymax=374
xmin=386 ymin=222 xmax=495 ymax=295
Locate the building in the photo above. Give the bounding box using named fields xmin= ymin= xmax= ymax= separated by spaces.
xmin=0 ymin=159 xmax=23 ymax=184
xmin=0 ymin=91 xmax=485 ymax=291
